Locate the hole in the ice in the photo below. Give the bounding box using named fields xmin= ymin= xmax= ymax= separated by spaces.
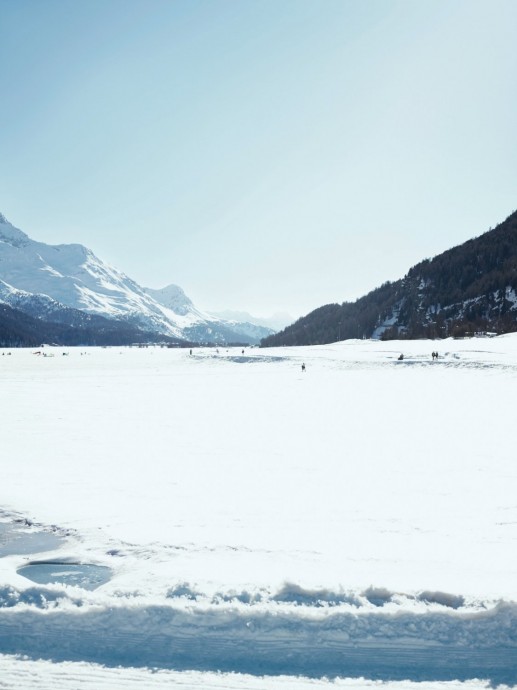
xmin=17 ymin=562 xmax=112 ymax=591
xmin=0 ymin=522 xmax=64 ymax=557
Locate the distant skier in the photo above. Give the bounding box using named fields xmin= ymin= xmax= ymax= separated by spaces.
xmin=301 ymin=363 xmax=306 ymax=372
xmin=398 ymin=353 xmax=404 ymax=361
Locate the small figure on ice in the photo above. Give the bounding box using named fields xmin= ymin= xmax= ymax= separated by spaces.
xmin=398 ymin=353 xmax=404 ymax=361
xmin=301 ymin=363 xmax=306 ymax=372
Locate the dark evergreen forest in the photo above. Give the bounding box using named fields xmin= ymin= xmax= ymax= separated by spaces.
xmin=0 ymin=303 xmax=183 ymax=348
xmin=262 ymin=209 xmax=517 ymax=347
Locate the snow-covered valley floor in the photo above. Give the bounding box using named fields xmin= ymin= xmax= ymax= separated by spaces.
xmin=1 ymin=338 xmax=517 ymax=688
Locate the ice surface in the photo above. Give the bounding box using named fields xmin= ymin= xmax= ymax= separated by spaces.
xmin=17 ymin=562 xmax=111 ymax=590
xmin=0 ymin=521 xmax=63 ymax=557
xmin=1 ymin=337 xmax=517 ymax=687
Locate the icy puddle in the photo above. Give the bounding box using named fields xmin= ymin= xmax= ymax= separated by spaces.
xmin=17 ymin=562 xmax=111 ymax=590
xmin=0 ymin=521 xmax=63 ymax=557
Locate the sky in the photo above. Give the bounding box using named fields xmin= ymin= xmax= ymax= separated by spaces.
xmin=1 ymin=0 xmax=517 ymax=318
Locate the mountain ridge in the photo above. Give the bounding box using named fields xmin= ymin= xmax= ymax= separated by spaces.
xmin=209 ymin=309 xmax=294 ymax=332
xmin=0 ymin=213 xmax=273 ymax=345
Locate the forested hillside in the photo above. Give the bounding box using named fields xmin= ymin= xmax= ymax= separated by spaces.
xmin=262 ymin=209 xmax=517 ymax=346
xmin=0 ymin=303 xmax=183 ymax=348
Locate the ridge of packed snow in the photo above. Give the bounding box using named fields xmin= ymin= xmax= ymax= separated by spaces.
xmin=0 ymin=579 xmax=515 ymax=683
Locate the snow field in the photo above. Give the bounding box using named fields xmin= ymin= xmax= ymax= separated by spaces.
xmin=1 ymin=337 xmax=517 ymax=685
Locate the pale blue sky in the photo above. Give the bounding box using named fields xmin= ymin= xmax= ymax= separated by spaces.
xmin=1 ymin=0 xmax=516 ymax=317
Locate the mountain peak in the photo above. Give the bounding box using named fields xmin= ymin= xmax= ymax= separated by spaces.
xmin=0 ymin=213 xmax=30 ymax=247
xmin=144 ymin=284 xmax=194 ymax=316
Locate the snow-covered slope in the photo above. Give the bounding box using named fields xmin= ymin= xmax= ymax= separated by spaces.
xmin=0 ymin=214 xmax=199 ymax=338
xmin=0 ymin=214 xmax=265 ymax=343
xmin=144 ymin=284 xmax=196 ymax=316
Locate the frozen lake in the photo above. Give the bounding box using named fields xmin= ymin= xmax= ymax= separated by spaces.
xmin=1 ymin=338 xmax=516 ymax=687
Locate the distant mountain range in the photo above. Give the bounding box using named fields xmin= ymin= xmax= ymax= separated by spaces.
xmin=262 ymin=208 xmax=517 ymax=347
xmin=0 ymin=213 xmax=274 ymax=347
xmin=209 ymin=309 xmax=294 ymax=332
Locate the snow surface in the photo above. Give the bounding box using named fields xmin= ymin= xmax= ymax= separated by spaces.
xmin=1 ymin=337 xmax=517 ymax=687
xmin=0 ymin=657 xmax=503 ymax=690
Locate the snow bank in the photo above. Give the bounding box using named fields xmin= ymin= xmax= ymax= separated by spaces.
xmin=0 ymin=583 xmax=516 ymax=683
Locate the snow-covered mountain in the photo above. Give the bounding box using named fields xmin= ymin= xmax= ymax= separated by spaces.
xmin=144 ymin=284 xmax=196 ymax=317
xmin=0 ymin=213 xmax=272 ymax=344
xmin=144 ymin=284 xmax=275 ymax=343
